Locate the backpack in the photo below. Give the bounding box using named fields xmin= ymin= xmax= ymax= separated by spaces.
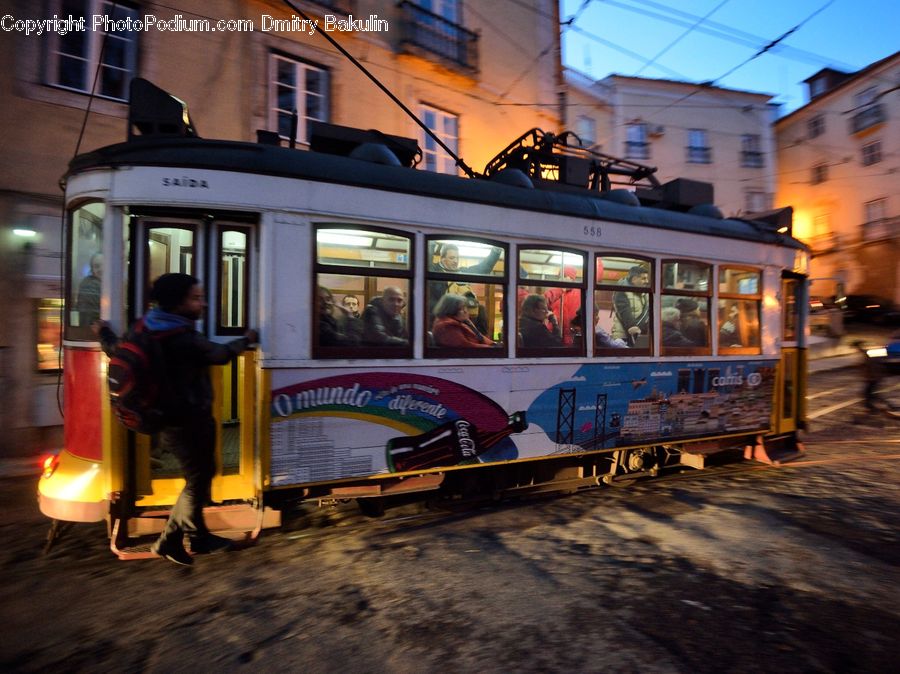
xmin=107 ymin=318 xmax=188 ymax=434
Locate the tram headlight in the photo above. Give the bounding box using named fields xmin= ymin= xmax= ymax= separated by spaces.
xmin=41 ymin=454 xmax=60 ymax=479
xmin=866 ymin=347 xmax=888 ymax=359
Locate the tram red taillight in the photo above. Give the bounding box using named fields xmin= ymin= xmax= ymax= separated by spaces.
xmin=41 ymin=454 xmax=60 ymax=479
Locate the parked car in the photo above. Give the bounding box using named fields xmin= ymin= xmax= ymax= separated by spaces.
xmin=842 ymin=294 xmax=900 ymax=325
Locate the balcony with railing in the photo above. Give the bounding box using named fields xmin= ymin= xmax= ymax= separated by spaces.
xmin=850 ymin=103 xmax=886 ymax=134
xmin=741 ymin=150 xmax=764 ymax=168
xmin=862 ymin=215 xmax=900 ymax=242
xmin=397 ymin=1 xmax=479 ymax=75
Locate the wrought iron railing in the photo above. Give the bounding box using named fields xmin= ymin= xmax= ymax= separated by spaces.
xmin=397 ymin=1 xmax=479 ymax=73
xmin=862 ymin=215 xmax=899 ymax=242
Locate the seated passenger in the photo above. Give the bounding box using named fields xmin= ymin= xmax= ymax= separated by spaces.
xmin=661 ymin=306 xmax=694 ymax=347
xmin=519 ymin=294 xmax=563 ymax=348
xmin=463 ymin=291 xmax=489 ymax=335
xmin=432 ymin=293 xmax=495 ymax=349
xmin=676 ymin=298 xmax=708 ymax=346
xmin=341 ymin=294 xmax=361 ymax=318
xmin=318 ymin=286 xmax=361 ymax=346
xmin=720 ymin=303 xmax=742 ymax=347
xmin=362 ymin=286 xmax=409 ymax=346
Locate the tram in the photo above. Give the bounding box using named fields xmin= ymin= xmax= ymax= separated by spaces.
xmin=39 ymin=81 xmax=810 ymax=554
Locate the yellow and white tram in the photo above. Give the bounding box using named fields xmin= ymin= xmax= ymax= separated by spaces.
xmin=40 ymin=84 xmax=810 ymax=555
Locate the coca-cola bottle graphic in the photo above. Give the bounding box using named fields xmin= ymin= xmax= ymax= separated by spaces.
xmin=386 ymin=412 xmax=528 ymax=473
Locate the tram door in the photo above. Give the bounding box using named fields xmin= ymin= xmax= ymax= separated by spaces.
xmin=776 ymin=274 xmax=805 ymax=433
xmin=128 ymin=216 xmax=257 ymax=508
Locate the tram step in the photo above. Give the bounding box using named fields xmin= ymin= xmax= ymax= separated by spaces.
xmin=125 ymin=503 xmax=281 ymax=538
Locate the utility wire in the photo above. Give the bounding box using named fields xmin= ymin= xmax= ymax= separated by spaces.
xmin=633 ymin=0 xmax=731 ymax=77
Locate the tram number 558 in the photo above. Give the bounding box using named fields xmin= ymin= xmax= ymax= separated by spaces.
xmin=583 ymin=225 xmax=602 ymax=238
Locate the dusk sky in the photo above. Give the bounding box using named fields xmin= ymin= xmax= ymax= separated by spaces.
xmin=560 ymin=0 xmax=899 ymax=116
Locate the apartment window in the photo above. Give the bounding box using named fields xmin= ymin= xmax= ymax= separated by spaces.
xmin=575 ymin=116 xmax=596 ymax=148
xmin=270 ymin=54 xmax=328 ymax=145
xmin=745 ymin=191 xmax=770 ymax=214
xmin=625 ymin=123 xmax=649 ymax=160
xmin=813 ymin=213 xmax=831 ymax=238
xmin=863 ymin=199 xmax=889 ymax=241
xmin=421 ymin=105 xmax=459 ymax=174
xmin=46 ymin=0 xmax=138 ymax=100
xmin=861 ymin=141 xmax=882 ymax=166
xmin=854 ymin=87 xmax=878 ymax=107
xmin=686 ymin=129 xmax=711 ymax=163
xmin=809 ymin=77 xmax=827 ymax=98
xmin=811 ymin=163 xmax=828 ymax=185
xmin=740 ymin=134 xmax=764 ymax=168
xmin=807 ymin=115 xmax=825 ymax=139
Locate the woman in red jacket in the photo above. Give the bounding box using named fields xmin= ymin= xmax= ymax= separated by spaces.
xmin=432 ymin=293 xmax=495 ymax=348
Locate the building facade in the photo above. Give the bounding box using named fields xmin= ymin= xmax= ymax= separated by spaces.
xmin=0 ymin=0 xmax=563 ymax=454
xmin=774 ymin=51 xmax=900 ymax=303
xmin=563 ymin=73 xmax=777 ymax=218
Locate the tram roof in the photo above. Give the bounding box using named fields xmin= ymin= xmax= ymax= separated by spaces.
xmin=68 ymin=137 xmax=805 ymax=250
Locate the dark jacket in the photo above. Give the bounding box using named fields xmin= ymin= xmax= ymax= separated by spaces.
xmin=319 ymin=311 xmax=362 ymax=346
xmin=362 ymin=297 xmax=408 ymax=346
xmin=519 ymin=314 xmax=563 ymax=348
xmin=100 ymin=323 xmax=250 ymax=421
xmin=662 ymin=322 xmax=694 ymax=347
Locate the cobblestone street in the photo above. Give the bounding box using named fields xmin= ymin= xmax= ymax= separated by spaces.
xmin=1 ymin=365 xmax=898 ymax=673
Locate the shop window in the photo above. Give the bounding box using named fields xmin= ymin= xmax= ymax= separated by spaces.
xmin=37 ymin=299 xmax=63 ymax=372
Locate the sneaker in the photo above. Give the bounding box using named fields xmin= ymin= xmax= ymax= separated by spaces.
xmin=151 ymin=539 xmax=194 ymax=566
xmin=190 ymin=533 xmax=233 ymax=554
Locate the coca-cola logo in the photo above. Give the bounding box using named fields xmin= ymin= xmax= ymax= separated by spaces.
xmin=455 ymin=419 xmax=477 ymax=457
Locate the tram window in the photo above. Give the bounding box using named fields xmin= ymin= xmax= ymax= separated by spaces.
xmin=719 ymin=267 xmax=762 ymax=354
xmin=661 ymin=260 xmax=711 ymax=356
xmin=314 ymin=226 xmax=413 ymax=358
xmin=516 ymin=248 xmax=585 ymax=355
xmin=317 ymin=228 xmax=411 ymax=270
xmin=663 ymin=260 xmax=709 ymax=291
xmin=595 ymin=255 xmax=653 ymax=354
xmin=425 ymin=236 xmax=506 ymax=357
xmin=66 ymin=202 xmax=105 ymax=340
xmin=429 ymin=284 xmax=505 ymax=353
xmin=217 ymin=228 xmax=250 ymax=333
xmin=144 ymin=225 xmax=195 ymax=311
xmin=783 ymin=279 xmax=798 ymax=341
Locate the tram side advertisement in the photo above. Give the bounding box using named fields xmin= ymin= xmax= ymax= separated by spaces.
xmin=268 ymin=362 xmax=775 ymax=485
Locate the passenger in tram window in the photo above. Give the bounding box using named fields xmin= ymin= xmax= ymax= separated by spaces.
xmin=431 ymin=293 xmax=495 ymax=348
xmin=611 ymin=265 xmax=650 ymax=345
xmin=719 ymin=302 xmax=742 ymax=347
xmin=76 ymin=252 xmax=103 ymax=327
xmin=519 ymin=294 xmax=563 ymax=348
xmin=661 ymin=306 xmax=694 ymax=347
xmin=543 ymin=267 xmax=580 ymax=345
xmin=341 ymin=294 xmax=361 ymax=318
xmin=318 ymin=286 xmax=361 ymax=346
xmin=428 ymin=242 xmax=503 ymax=315
xmin=362 ymin=286 xmax=409 ymax=346
xmin=676 ymin=298 xmax=708 ymax=346
xmin=463 ymin=291 xmax=488 ymax=335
